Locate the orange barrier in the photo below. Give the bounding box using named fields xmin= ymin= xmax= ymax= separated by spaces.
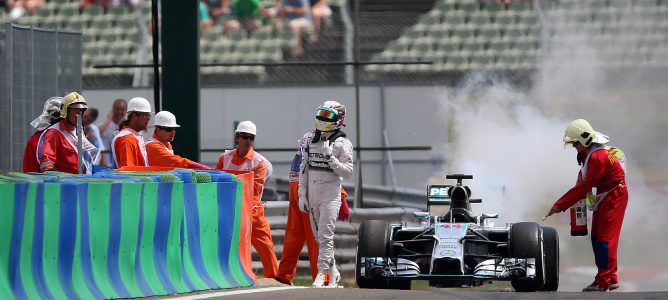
xmin=223 ymin=170 xmax=256 ymax=281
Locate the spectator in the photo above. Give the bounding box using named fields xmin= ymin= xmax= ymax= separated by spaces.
xmin=206 ymin=0 xmax=233 ymax=24
xmin=115 ymin=0 xmax=140 ymax=12
xmin=83 ymin=107 xmax=106 ymax=166
xmin=308 ymin=0 xmax=331 ymax=43
xmin=199 ymin=0 xmax=214 ymax=33
xmin=79 ymin=0 xmax=112 ymax=14
xmin=1 ymin=0 xmax=10 ymax=16
xmin=274 ymin=0 xmax=312 ymax=57
xmin=99 ymin=98 xmax=127 ymax=167
xmin=7 ymin=0 xmax=44 ymax=20
xmin=224 ymin=0 xmax=263 ymax=33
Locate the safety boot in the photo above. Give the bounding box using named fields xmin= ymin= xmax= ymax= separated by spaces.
xmin=582 ymin=282 xmax=607 ymax=292
xmin=311 ymin=272 xmax=326 ymax=288
xmin=327 ymin=267 xmax=341 ymax=288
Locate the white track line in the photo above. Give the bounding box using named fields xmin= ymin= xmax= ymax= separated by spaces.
xmin=167 ymin=286 xmax=306 ymax=299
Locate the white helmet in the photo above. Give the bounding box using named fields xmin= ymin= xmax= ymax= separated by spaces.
xmin=315 ymin=100 xmax=346 ymax=132
xmin=154 ymin=111 xmax=180 ymax=128
xmin=127 ymin=97 xmax=152 ymax=114
xmin=235 ymin=120 xmax=257 ymax=135
xmin=31 ymin=96 xmax=63 ymax=130
xmin=563 ymin=119 xmax=609 ymax=148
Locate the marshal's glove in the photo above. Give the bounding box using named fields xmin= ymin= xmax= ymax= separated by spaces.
xmin=298 ymin=185 xmax=308 ymax=213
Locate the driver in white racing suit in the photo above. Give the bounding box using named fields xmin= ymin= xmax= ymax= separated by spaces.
xmin=298 ymin=101 xmax=354 ymax=288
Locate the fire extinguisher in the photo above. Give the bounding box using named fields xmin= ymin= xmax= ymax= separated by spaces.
xmin=569 ymin=199 xmax=588 ymax=236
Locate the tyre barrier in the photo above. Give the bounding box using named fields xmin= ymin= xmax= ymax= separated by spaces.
xmin=0 ymin=168 xmax=256 ymax=300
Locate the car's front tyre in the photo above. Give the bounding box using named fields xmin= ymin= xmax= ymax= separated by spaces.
xmin=510 ymin=222 xmax=545 ymax=292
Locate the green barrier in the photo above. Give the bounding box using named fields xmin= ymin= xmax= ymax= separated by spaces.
xmin=0 ymin=169 xmax=254 ymax=300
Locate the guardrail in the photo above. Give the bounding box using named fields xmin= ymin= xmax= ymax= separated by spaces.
xmin=264 ymin=177 xmax=427 ymax=210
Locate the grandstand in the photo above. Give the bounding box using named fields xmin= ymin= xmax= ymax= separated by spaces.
xmin=2 ymin=0 xmax=668 ymax=87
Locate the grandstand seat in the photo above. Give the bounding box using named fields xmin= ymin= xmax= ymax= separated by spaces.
xmin=461 ymin=40 xmax=483 ymax=52
xmin=418 ymin=13 xmax=441 ymax=26
xmin=55 ymin=5 xmax=78 ymax=24
xmin=278 ymin=29 xmax=298 ymax=48
xmin=108 ymin=5 xmax=127 ymax=17
xmin=251 ymin=26 xmax=274 ymax=40
xmin=84 ymin=45 xmax=103 ymax=56
xmin=116 ymin=16 xmax=137 ymax=30
xmin=89 ymin=18 xmax=111 ymax=30
xmin=210 ymin=39 xmax=234 ymax=54
xmin=488 ymin=39 xmax=509 ymax=52
xmin=81 ymin=5 xmax=103 ymax=22
xmin=235 ymin=40 xmax=257 ymax=55
xmin=437 ymin=41 xmax=460 ymax=54
xmin=453 ymin=26 xmax=474 ymax=39
xmin=521 ymin=13 xmax=539 ymax=27
xmin=64 ymin=19 xmax=85 ymax=31
xmin=445 ymin=53 xmax=467 ymax=70
xmin=99 ymin=32 xmax=119 ymax=43
xmin=35 ymin=7 xmax=54 ymax=19
xmin=387 ymin=40 xmax=408 ymax=53
xmin=496 ymin=54 xmax=517 ymax=69
xmin=428 ymin=27 xmax=449 ymax=40
xmin=259 ymin=46 xmax=282 ymax=63
xmin=202 ymin=30 xmax=222 ymax=42
xmin=226 ymin=28 xmax=246 ymax=41
xmin=410 ymin=40 xmax=433 ymax=57
xmin=457 ymin=2 xmax=477 ymax=13
xmin=200 ymin=52 xmax=218 ymax=64
xmin=509 ymin=2 xmax=530 ymax=12
xmin=504 ymin=28 xmax=525 ymax=39
xmin=608 ymin=0 xmax=630 ymax=9
xmin=108 ymin=44 xmax=129 ymax=57
xmin=494 ymin=13 xmax=516 ymax=26
xmin=477 ymin=27 xmax=500 ymax=41
xmin=469 ymin=53 xmax=493 ymax=70
xmin=469 ymin=13 xmax=491 ymax=26
xmin=435 ymin=1 xmax=455 ymax=13
xmin=484 ymin=3 xmax=503 ymax=13
xmin=513 ymin=39 xmax=537 ymax=52
xmin=39 ymin=19 xmax=59 ymax=29
xmin=444 ymin=13 xmax=465 ymax=25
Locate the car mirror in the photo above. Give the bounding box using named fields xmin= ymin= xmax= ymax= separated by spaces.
xmin=413 ymin=212 xmax=430 ymax=219
xmin=482 ymin=213 xmax=498 ymax=219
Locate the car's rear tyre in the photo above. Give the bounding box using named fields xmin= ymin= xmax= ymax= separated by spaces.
xmin=540 ymin=226 xmax=559 ymax=291
xmin=356 ymin=220 xmax=390 ymax=289
xmin=510 ymin=222 xmax=545 ymax=292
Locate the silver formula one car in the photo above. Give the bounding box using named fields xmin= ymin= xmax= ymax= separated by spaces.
xmin=355 ymin=174 xmax=559 ymax=292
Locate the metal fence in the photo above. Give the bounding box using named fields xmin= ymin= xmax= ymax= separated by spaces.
xmin=0 ymin=24 xmax=82 ymax=172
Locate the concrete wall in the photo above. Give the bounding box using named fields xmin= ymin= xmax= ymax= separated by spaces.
xmin=82 ymin=86 xmax=451 ymax=190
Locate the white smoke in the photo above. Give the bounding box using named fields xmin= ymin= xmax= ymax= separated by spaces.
xmin=436 ymin=2 xmax=668 ymax=291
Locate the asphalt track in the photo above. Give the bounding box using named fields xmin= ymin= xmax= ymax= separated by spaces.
xmin=151 ymin=279 xmax=667 ymax=300
xmin=156 ymin=286 xmax=667 ymax=300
